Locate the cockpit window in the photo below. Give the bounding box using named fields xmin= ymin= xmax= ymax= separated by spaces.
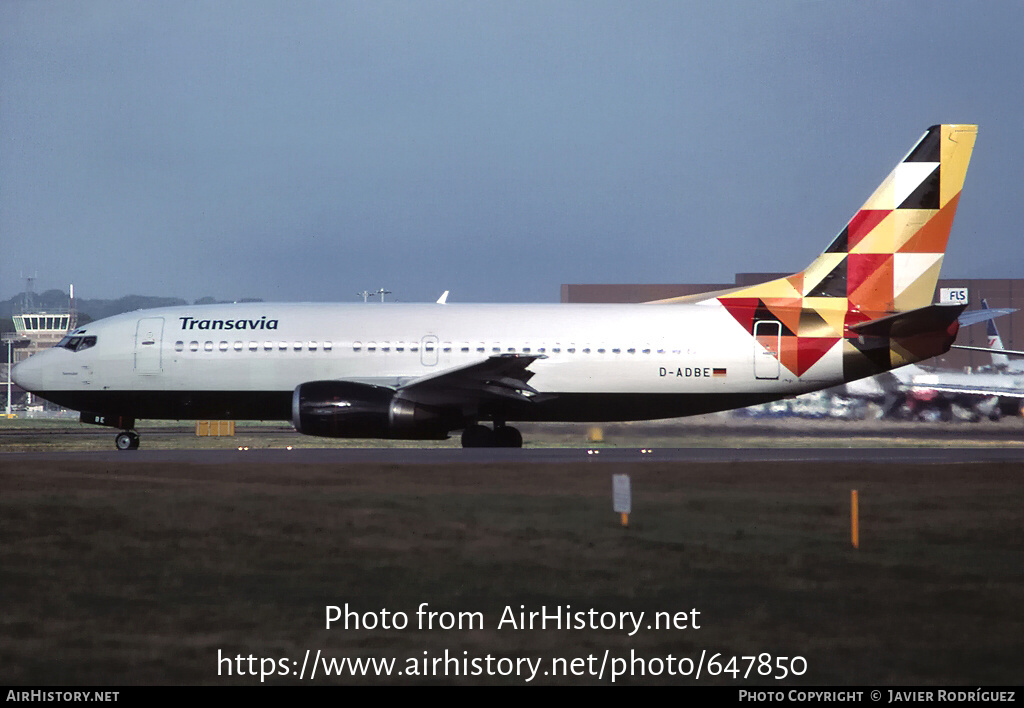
xmin=58 ymin=335 xmax=97 ymax=352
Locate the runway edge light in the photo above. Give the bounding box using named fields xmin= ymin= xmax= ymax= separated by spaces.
xmin=613 ymin=474 xmax=631 ymax=528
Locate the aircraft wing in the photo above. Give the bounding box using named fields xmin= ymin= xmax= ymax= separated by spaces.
xmin=908 ymin=380 xmax=1024 ymax=398
xmin=957 ymin=307 xmax=1016 ymax=327
xmin=393 ymin=354 xmax=551 ymax=407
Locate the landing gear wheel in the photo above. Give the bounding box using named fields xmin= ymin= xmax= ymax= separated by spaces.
xmin=115 ymin=430 xmax=140 ymax=451
xmin=493 ymin=425 xmax=523 ymax=448
xmin=461 ymin=424 xmax=496 ymax=448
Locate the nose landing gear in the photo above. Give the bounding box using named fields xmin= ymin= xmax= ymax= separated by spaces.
xmin=115 ymin=430 xmax=140 ymax=450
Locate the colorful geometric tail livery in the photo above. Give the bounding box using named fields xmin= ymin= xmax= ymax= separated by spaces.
xmin=660 ymin=124 xmax=978 ymax=381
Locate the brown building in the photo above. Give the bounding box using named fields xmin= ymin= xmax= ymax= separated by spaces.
xmin=561 ymin=275 xmax=1024 ymax=372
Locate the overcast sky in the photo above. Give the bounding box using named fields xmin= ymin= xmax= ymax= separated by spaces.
xmin=2 ymin=1 xmax=1022 ymax=304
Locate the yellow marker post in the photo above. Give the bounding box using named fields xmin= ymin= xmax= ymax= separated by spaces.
xmin=851 ymin=489 xmax=859 ymax=549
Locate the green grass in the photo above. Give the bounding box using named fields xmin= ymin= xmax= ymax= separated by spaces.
xmin=2 ymin=458 xmax=1021 ymax=684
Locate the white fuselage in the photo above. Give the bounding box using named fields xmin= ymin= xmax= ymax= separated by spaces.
xmin=13 ymin=301 xmax=843 ymax=423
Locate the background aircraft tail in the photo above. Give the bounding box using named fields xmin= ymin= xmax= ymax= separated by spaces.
xmin=981 ymin=298 xmax=1011 ymax=369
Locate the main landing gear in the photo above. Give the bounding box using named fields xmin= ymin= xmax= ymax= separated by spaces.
xmin=115 ymin=430 xmax=140 ymax=451
xmin=461 ymin=423 xmax=523 ymax=448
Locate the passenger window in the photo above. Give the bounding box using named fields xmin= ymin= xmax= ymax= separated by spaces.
xmin=293 ymin=342 xmax=302 ymax=350
xmin=234 ymin=342 xmax=243 ymax=351
xmin=353 ymin=342 xmax=362 ymax=352
xmin=367 ymin=342 xmax=377 ymax=352
xmin=308 ymin=342 xmax=317 ymax=351
xmin=323 ymin=341 xmax=333 ymax=351
xmin=175 ymin=341 xmax=184 ymax=352
xmin=628 ymin=348 xmax=636 ymax=354
xmin=220 ymin=342 xmax=229 ymax=351
xmin=612 ymin=348 xmax=621 ymax=354
xmin=461 ymin=346 xmax=470 ymax=353
xmin=204 ymin=341 xmax=214 ymax=352
xmin=264 ymin=341 xmax=273 ymax=351
xmin=278 ymin=342 xmax=288 ymax=350
xmin=190 ymin=341 xmax=200 ymax=352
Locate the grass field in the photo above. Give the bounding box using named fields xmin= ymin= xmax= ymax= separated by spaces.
xmin=1 ymin=452 xmax=1021 ymax=685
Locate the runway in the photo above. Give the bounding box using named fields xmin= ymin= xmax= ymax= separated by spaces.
xmin=7 ymin=445 xmax=1024 ymax=466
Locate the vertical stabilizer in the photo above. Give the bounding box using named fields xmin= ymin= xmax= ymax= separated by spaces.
xmin=682 ymin=125 xmax=978 ymax=380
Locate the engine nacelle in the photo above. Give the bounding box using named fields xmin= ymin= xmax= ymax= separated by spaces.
xmin=291 ymin=380 xmax=449 ymax=439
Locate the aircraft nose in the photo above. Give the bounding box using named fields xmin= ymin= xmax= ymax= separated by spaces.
xmin=11 ymin=353 xmax=46 ymax=392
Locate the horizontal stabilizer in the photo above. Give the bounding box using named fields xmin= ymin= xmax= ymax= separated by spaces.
xmin=849 ymin=302 xmax=965 ymax=339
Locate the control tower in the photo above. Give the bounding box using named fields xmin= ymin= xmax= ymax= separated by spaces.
xmin=3 ymin=282 xmax=76 ymax=412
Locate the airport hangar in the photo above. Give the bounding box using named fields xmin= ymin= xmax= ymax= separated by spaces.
xmin=562 ymin=275 xmax=1024 ymax=372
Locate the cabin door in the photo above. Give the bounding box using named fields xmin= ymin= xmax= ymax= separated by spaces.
xmin=135 ymin=317 xmax=165 ymax=374
xmin=753 ymin=320 xmax=781 ymax=379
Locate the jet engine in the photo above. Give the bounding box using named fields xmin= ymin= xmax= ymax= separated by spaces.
xmin=291 ymin=380 xmax=450 ymax=439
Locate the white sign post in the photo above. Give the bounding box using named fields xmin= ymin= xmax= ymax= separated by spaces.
xmin=612 ymin=474 xmax=632 ymax=527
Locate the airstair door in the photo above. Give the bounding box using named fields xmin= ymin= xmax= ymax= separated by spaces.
xmin=135 ymin=317 xmax=164 ymax=374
